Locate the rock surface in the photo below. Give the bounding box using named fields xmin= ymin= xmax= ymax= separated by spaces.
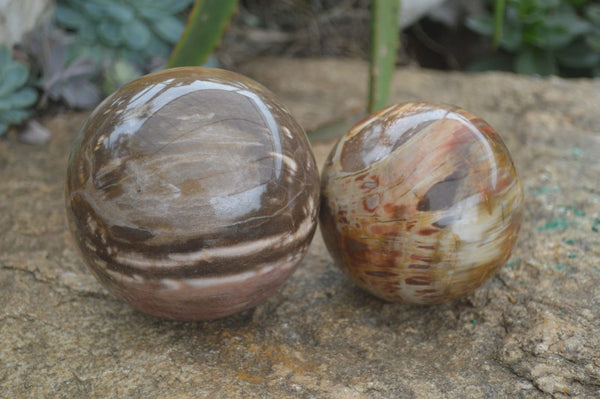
xmin=1 ymin=59 xmax=599 ymax=398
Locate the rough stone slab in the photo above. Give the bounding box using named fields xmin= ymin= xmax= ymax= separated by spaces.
xmin=1 ymin=58 xmax=599 ymax=398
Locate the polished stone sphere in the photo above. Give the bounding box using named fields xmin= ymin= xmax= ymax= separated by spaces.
xmin=320 ymin=102 xmax=523 ymax=304
xmin=65 ymin=67 xmax=320 ymax=321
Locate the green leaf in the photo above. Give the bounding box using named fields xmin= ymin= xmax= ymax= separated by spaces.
xmin=586 ymin=4 xmax=600 ymax=26
xmin=134 ymin=6 xmax=168 ymax=22
xmin=529 ymin=25 xmax=571 ymax=49
xmin=0 ymin=109 xmax=30 ymax=124
xmin=556 ymin=40 xmax=600 ymax=68
xmin=367 ymin=0 xmax=399 ymax=113
xmin=102 ymin=1 xmax=135 ymax=23
xmin=493 ymin=0 xmax=507 ymax=49
xmin=5 ymin=87 xmax=38 ymax=108
xmin=167 ymin=0 xmax=238 ymax=68
xmin=166 ymin=0 xmax=196 ymax=13
xmin=586 ymin=32 xmax=600 ymax=52
xmin=0 ymin=46 xmax=10 ymax=68
xmin=144 ymin=37 xmax=171 ymax=59
xmin=466 ymin=15 xmax=495 ymax=36
xmin=102 ymin=59 xmax=141 ymax=95
xmin=55 ymin=5 xmax=87 ymax=29
xmin=80 ymin=2 xmax=105 ymax=21
xmin=68 ymin=43 xmax=106 ymax=65
xmin=78 ymin=22 xmax=98 ymax=42
xmin=98 ymin=21 xmax=122 ymax=47
xmin=0 ymin=98 xmax=11 ymax=111
xmin=530 ymin=6 xmax=591 ymax=50
xmin=153 ymin=16 xmax=185 ymax=44
xmin=499 ymin=23 xmax=522 ymax=51
xmin=121 ymin=19 xmax=151 ymax=51
xmin=537 ymin=0 xmax=561 ymax=11
xmin=0 ymin=63 xmax=29 ymax=97
xmin=515 ymin=47 xmax=557 ymax=75
xmin=134 ymin=0 xmax=194 ymax=15
xmin=514 ymin=0 xmax=560 ymax=17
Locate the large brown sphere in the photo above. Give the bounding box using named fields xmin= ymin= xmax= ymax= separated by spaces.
xmin=65 ymin=67 xmax=320 ymax=321
xmin=320 ymin=102 xmax=523 ymax=304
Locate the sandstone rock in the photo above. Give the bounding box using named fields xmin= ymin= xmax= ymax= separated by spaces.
xmin=1 ymin=59 xmax=599 ymax=398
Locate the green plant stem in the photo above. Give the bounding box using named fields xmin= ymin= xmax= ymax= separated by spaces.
xmin=167 ymin=0 xmax=237 ymax=68
xmin=368 ymin=0 xmax=400 ymax=113
xmin=493 ymin=0 xmax=506 ymax=49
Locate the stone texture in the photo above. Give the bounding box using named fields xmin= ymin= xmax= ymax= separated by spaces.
xmin=1 ymin=58 xmax=599 ymax=398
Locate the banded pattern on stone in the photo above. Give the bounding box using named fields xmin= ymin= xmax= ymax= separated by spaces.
xmin=65 ymin=67 xmax=320 ymax=320
xmin=320 ymin=102 xmax=523 ymax=304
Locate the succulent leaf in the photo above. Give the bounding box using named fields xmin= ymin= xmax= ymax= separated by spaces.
xmin=133 ymin=0 xmax=194 ymax=15
xmin=56 ymin=0 xmax=194 ymax=64
xmin=0 ymin=64 xmax=29 ymax=97
xmin=80 ymin=2 xmax=106 ymax=21
xmin=102 ymin=1 xmax=135 ymax=23
xmin=0 ymin=46 xmax=38 ymax=135
xmin=0 ymin=98 xmax=11 ymax=111
xmin=121 ymin=19 xmax=151 ymax=51
xmin=98 ymin=21 xmax=122 ymax=47
xmin=0 ymin=47 xmax=9 ymax=67
xmin=7 ymin=88 xmax=38 ymax=109
xmin=55 ymin=5 xmax=87 ymax=29
xmin=0 ymin=109 xmax=31 ymax=125
xmin=153 ymin=16 xmax=186 ymax=44
xmin=52 ymin=0 xmax=199 ymax=106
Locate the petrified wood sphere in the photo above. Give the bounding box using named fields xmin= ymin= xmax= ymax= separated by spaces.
xmin=65 ymin=67 xmax=319 ymax=321
xmin=320 ymin=102 xmax=523 ymax=304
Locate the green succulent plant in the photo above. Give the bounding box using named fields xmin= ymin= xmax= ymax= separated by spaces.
xmin=54 ymin=0 xmax=194 ymax=97
xmin=467 ymin=0 xmax=600 ymax=77
xmin=0 ymin=47 xmax=38 ymax=136
xmin=56 ymin=0 xmax=194 ymax=63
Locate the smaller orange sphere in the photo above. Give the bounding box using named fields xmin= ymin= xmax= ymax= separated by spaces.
xmin=320 ymin=102 xmax=523 ymax=304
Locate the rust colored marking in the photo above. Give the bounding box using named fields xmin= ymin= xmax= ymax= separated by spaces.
xmin=337 ymin=210 xmax=349 ymax=225
xmin=418 ymin=228 xmax=439 ymax=236
xmin=408 ymin=264 xmax=430 ymax=270
xmin=355 ymin=173 xmax=368 ymax=181
xmin=338 ymin=216 xmax=349 ymax=224
xmin=383 ymin=203 xmax=408 ymax=219
xmin=405 ymin=276 xmax=431 ymax=286
xmin=344 ymin=237 xmax=368 ymax=260
xmin=370 ymin=224 xmax=399 ymax=236
xmin=386 ymin=253 xmax=401 ymax=268
xmin=410 ymin=253 xmax=432 ymax=262
xmin=417 ymin=245 xmax=435 ymax=250
xmin=406 ymin=220 xmax=417 ymax=231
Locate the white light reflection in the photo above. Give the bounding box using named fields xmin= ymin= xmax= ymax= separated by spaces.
xmin=445 ymin=112 xmax=498 ymax=190
xmin=105 ymin=79 xmax=283 ymax=179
